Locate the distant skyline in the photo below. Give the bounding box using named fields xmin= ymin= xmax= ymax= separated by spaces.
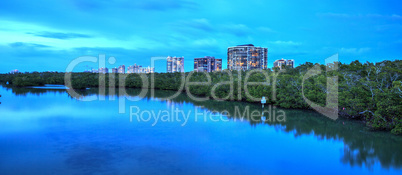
xmin=1 ymin=0 xmax=401 ymax=73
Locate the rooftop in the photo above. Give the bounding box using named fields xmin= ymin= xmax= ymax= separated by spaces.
xmin=237 ymin=44 xmax=254 ymax=46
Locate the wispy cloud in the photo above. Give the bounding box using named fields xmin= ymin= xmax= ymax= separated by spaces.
xmin=173 ymin=18 xmax=214 ymax=33
xmin=257 ymin=27 xmax=275 ymax=33
xmin=70 ymin=0 xmax=198 ymax=11
xmin=340 ymin=47 xmax=371 ymax=54
xmin=269 ymin=40 xmax=302 ymax=46
xmin=0 ymin=0 xmax=400 ymax=72
xmin=223 ymin=24 xmax=251 ymax=37
xmin=9 ymin=42 xmax=50 ymax=49
xmin=27 ymin=31 xmax=92 ymax=39
xmin=390 ymin=14 xmax=402 ymax=19
xmin=318 ymin=12 xmax=402 ymax=20
xmin=133 ymin=0 xmax=198 ymax=11
xmin=317 ymin=12 xmax=350 ymax=18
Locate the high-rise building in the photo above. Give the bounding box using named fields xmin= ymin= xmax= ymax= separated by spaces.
xmin=127 ymin=64 xmax=141 ymax=73
xmin=127 ymin=64 xmax=155 ymax=74
xmin=273 ymin=59 xmax=286 ymax=69
xmin=9 ymin=69 xmax=19 ymax=74
xmin=98 ymin=67 xmax=108 ymax=74
xmin=141 ymin=66 xmax=155 ymax=73
xmin=118 ymin=65 xmax=125 ymax=74
xmin=112 ymin=68 xmax=118 ymax=73
xmin=273 ymin=59 xmax=294 ymax=69
xmin=286 ymin=59 xmax=294 ymax=68
xmin=215 ymin=59 xmax=222 ymax=72
xmin=167 ymin=56 xmax=184 ymax=73
xmin=194 ymin=56 xmax=222 ymax=72
xmin=227 ymin=44 xmax=268 ymax=70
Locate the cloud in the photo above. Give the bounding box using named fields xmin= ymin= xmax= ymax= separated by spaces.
xmin=318 ymin=12 xmax=350 ymax=18
xmin=173 ymin=18 xmax=214 ymax=33
xmin=257 ymin=27 xmax=275 ymax=33
xmin=69 ymin=0 xmax=198 ymax=11
xmin=318 ymin=12 xmax=402 ymax=20
xmin=0 ymin=42 xmax=67 ymax=72
xmin=188 ymin=18 xmax=213 ymax=31
xmin=0 ymin=43 xmax=151 ymax=72
xmin=27 ymin=31 xmax=92 ymax=39
xmin=223 ymin=24 xmax=251 ymax=37
xmin=9 ymin=42 xmax=50 ymax=48
xmin=191 ymin=38 xmax=218 ymax=48
xmin=367 ymin=14 xmax=402 ymax=20
xmin=0 ymin=0 xmax=400 ymax=73
xmin=133 ymin=0 xmax=198 ymax=11
xmin=269 ymin=40 xmax=302 ymax=46
xmin=270 ymin=51 xmax=308 ymax=58
xmin=340 ymin=47 xmax=371 ymax=54
xmin=390 ymin=14 xmax=402 ymax=19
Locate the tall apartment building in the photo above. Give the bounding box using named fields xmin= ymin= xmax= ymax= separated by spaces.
xmin=98 ymin=67 xmax=108 ymax=74
xmin=127 ymin=64 xmax=155 ymax=73
xmin=215 ymin=59 xmax=222 ymax=72
xmin=112 ymin=68 xmax=118 ymax=73
xmin=167 ymin=56 xmax=184 ymax=73
xmin=118 ymin=65 xmax=125 ymax=74
xmin=141 ymin=66 xmax=155 ymax=73
xmin=194 ymin=56 xmax=222 ymax=72
xmin=227 ymin=44 xmax=268 ymax=70
xmin=286 ymin=59 xmax=294 ymax=68
xmin=127 ymin=64 xmax=141 ymax=73
xmin=9 ymin=69 xmax=19 ymax=74
xmin=273 ymin=59 xmax=294 ymax=69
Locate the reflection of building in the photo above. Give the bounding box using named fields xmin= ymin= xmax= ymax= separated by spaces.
xmin=98 ymin=67 xmax=108 ymax=74
xmin=227 ymin=44 xmax=268 ymax=70
xmin=273 ymin=59 xmax=294 ymax=69
xmin=167 ymin=56 xmax=184 ymax=73
xmin=194 ymin=56 xmax=222 ymax=72
xmin=118 ymin=65 xmax=125 ymax=74
xmin=127 ymin=64 xmax=155 ymax=73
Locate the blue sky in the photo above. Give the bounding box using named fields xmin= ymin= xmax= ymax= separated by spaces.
xmin=0 ymin=0 xmax=401 ymax=73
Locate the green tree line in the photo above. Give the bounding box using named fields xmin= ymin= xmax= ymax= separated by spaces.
xmin=0 ymin=60 xmax=401 ymax=134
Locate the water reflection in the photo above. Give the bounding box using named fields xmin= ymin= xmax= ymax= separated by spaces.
xmin=1 ymin=85 xmax=401 ymax=171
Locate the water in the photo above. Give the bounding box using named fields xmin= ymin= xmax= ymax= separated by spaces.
xmin=0 ymin=85 xmax=401 ymax=175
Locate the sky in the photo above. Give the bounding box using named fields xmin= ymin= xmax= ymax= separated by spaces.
xmin=0 ymin=0 xmax=401 ymax=73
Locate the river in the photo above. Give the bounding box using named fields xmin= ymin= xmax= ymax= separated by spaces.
xmin=0 ymin=85 xmax=401 ymax=174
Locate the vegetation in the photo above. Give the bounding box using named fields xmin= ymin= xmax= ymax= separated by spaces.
xmin=0 ymin=60 xmax=401 ymax=134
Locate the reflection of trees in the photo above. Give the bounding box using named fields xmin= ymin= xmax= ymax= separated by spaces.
xmin=3 ymin=85 xmax=66 ymax=96
xmin=5 ymin=86 xmax=402 ymax=170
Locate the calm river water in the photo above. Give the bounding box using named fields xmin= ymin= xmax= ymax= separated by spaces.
xmin=0 ymin=85 xmax=401 ymax=175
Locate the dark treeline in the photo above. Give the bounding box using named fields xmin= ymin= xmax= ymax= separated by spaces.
xmin=0 ymin=60 xmax=401 ymax=134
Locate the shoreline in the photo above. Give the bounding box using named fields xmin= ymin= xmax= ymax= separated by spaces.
xmin=1 ymin=83 xmax=391 ymax=136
